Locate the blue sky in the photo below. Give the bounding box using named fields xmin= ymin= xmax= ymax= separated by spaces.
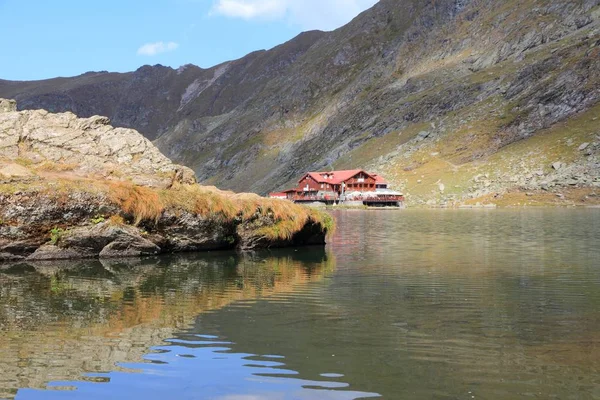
xmin=0 ymin=0 xmax=378 ymax=81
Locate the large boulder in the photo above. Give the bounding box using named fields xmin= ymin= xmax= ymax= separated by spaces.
xmin=0 ymin=98 xmax=196 ymax=187
xmin=26 ymin=224 xmax=161 ymax=261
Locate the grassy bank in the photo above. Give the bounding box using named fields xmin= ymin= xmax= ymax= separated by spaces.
xmin=0 ymin=175 xmax=335 ymax=243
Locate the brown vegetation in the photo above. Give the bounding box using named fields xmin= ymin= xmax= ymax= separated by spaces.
xmin=13 ymin=176 xmax=335 ymax=242
xmin=108 ymin=181 xmax=164 ymax=225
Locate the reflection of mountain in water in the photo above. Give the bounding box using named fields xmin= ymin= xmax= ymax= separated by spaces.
xmin=0 ymin=248 xmax=334 ymax=399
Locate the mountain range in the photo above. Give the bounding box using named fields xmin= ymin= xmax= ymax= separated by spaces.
xmin=1 ymin=0 xmax=599 ymax=205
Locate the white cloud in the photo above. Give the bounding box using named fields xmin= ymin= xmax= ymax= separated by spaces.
xmin=211 ymin=0 xmax=286 ymax=19
xmin=137 ymin=41 xmax=180 ymax=56
xmin=211 ymin=0 xmax=378 ymax=31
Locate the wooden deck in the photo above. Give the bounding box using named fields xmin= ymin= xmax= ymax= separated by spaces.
xmin=290 ymin=194 xmax=404 ymax=207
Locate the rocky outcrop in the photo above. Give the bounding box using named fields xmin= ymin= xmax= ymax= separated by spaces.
xmin=0 ymin=103 xmax=196 ymax=187
xmin=0 ymin=187 xmax=330 ymax=262
xmin=0 ymin=101 xmax=332 ymax=261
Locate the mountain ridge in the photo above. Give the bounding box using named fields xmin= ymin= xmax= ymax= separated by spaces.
xmin=1 ymin=0 xmax=599 ymax=205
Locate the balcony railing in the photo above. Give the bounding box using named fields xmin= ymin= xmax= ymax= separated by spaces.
xmin=290 ymin=194 xmax=404 ymax=202
xmin=291 ymin=195 xmax=338 ymax=202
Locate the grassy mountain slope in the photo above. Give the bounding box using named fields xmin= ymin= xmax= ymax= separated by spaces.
xmin=1 ymin=0 xmax=599 ymax=205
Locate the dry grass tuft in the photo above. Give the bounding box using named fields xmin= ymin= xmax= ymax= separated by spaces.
xmin=244 ymin=197 xmax=334 ymax=241
xmin=159 ymin=184 xmax=333 ymax=241
xmin=107 ymin=181 xmax=163 ymax=225
xmin=160 ymin=184 xmax=238 ymax=220
xmin=35 ymin=161 xmax=79 ymax=172
xmin=108 ymin=215 xmax=126 ymax=225
xmin=161 ymin=185 xmax=332 ymax=238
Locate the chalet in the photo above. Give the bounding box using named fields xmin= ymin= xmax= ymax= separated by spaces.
xmin=271 ymin=169 xmax=404 ymax=207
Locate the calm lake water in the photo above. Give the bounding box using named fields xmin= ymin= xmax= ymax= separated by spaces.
xmin=1 ymin=209 xmax=599 ymax=399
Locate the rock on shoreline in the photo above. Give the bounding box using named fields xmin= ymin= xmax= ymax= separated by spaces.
xmin=0 ymin=100 xmax=332 ymax=261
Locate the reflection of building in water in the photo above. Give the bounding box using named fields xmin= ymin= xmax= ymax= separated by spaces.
xmin=0 ymin=249 xmax=334 ymax=399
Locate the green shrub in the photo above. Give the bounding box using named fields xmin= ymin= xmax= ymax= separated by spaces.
xmin=91 ymin=215 xmax=105 ymax=224
xmin=50 ymin=227 xmax=64 ymax=245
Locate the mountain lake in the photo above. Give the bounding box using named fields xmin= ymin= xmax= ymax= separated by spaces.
xmin=1 ymin=209 xmax=599 ymax=399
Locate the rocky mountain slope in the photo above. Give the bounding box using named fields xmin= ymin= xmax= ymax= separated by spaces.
xmin=1 ymin=0 xmax=599 ymax=206
xmin=0 ymin=100 xmax=331 ymax=262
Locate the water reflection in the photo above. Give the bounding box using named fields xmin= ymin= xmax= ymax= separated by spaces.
xmin=194 ymin=210 xmax=600 ymax=399
xmin=1 ymin=248 xmax=373 ymax=399
xmin=1 ymin=209 xmax=600 ymax=399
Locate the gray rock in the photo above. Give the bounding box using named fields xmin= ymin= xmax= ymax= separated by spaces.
xmin=0 ymin=99 xmax=16 ymax=113
xmin=0 ymin=252 xmax=24 ymax=261
xmin=579 ymin=142 xmax=590 ymax=151
xmin=99 ymin=239 xmax=160 ymax=259
xmin=552 ymin=162 xmax=564 ymax=170
xmin=0 ymin=163 xmax=34 ymax=178
xmin=416 ymin=131 xmax=430 ymax=141
xmin=0 ymin=101 xmax=197 ymax=188
xmin=27 ymin=245 xmax=87 ymax=261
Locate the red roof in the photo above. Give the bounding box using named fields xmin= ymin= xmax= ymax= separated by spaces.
xmin=301 ymin=169 xmax=374 ymax=185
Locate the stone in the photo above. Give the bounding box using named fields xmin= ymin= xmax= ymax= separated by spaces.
xmin=54 ymin=224 xmax=163 ymax=259
xmin=99 ymin=239 xmax=160 ymax=259
xmin=552 ymin=162 xmax=563 ymax=170
xmin=438 ymin=183 xmax=445 ymax=193
xmin=0 ymin=100 xmax=197 ymax=188
xmin=73 ymin=115 xmax=111 ymax=131
xmin=0 ymin=163 xmax=34 ymax=178
xmin=578 ymin=142 xmax=590 ymax=151
xmin=27 ymin=245 xmax=86 ymax=261
xmin=0 ymin=98 xmax=16 ymax=113
xmin=416 ymin=131 xmax=430 ymax=141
